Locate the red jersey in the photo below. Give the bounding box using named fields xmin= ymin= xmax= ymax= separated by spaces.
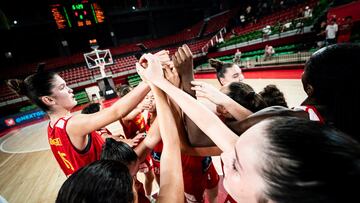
xmin=182 ymin=155 xmax=219 ymax=203
xmin=135 ymin=179 xmax=150 ymax=203
xmin=294 ymin=105 xmax=325 ymax=124
xmin=151 ymin=143 xmax=219 ymax=203
xmin=123 ymin=112 xmax=151 ymax=139
xmin=47 ymin=116 xmax=104 ymax=176
xmin=151 ymin=141 xmax=163 ymax=175
xmin=122 ymin=112 xmax=153 ymax=173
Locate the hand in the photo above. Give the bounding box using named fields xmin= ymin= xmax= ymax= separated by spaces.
xmin=136 ymin=53 xmax=164 ymax=83
xmin=119 ymin=133 xmax=144 ymax=148
xmin=172 ymin=44 xmax=194 ymax=82
xmin=164 ymin=66 xmax=181 ymax=88
xmin=116 ymin=139 xmax=139 ymax=148
xmin=191 ymin=81 xmax=228 ymax=105
xmin=154 ymin=50 xmax=172 ymax=67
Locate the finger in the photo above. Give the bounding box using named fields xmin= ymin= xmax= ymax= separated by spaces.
xmin=171 ymin=66 xmax=178 ymax=75
xmin=178 ymin=47 xmax=187 ymax=62
xmin=136 ymin=63 xmax=144 ymax=73
xmin=142 ymin=53 xmax=154 ymax=62
xmin=139 ymin=54 xmax=148 ymax=67
xmin=168 ymin=61 xmax=175 ymax=69
xmin=175 ymin=52 xmax=182 ymax=63
xmin=172 ymin=55 xmax=179 ymax=68
xmin=157 ymin=54 xmax=171 ymax=64
xmin=155 ymin=50 xmax=169 ymax=56
xmin=182 ymin=44 xmax=193 ymax=58
xmin=195 ymin=91 xmax=207 ymax=98
xmin=190 ymin=80 xmax=204 ymax=86
xmin=164 ymin=66 xmax=172 ymax=76
xmin=136 ymin=63 xmax=147 ymax=81
xmin=191 ymin=86 xmax=205 ymax=92
xmin=154 ymin=50 xmax=166 ymax=56
xmin=144 ymin=53 xmax=162 ymax=67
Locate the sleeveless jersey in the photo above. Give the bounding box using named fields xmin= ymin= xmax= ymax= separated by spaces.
xmin=47 ymin=116 xmax=104 ymax=176
xmin=294 ymin=105 xmax=325 ymax=124
xmin=123 ymin=112 xmax=151 ymax=139
xmin=151 ymin=143 xmax=219 ymax=203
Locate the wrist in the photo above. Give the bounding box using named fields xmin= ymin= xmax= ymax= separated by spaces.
xmin=221 ymin=95 xmax=232 ymax=106
xmin=181 ymin=75 xmax=194 ymax=82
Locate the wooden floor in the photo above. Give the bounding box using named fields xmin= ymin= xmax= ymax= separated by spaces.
xmin=0 ymin=78 xmax=306 ymax=203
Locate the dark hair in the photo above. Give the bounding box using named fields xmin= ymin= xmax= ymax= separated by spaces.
xmin=209 ymin=58 xmax=234 ymax=84
xmin=81 ymin=103 xmax=101 ymax=114
xmin=226 ymin=82 xmax=268 ymax=113
xmin=259 ymin=84 xmax=288 ymax=108
xmin=101 ymin=138 xmax=138 ymax=165
xmin=303 ymin=43 xmax=360 ymax=140
xmin=56 ymin=160 xmax=134 ymax=203
xmin=6 ymin=64 xmax=57 ymax=112
xmin=262 ymin=117 xmax=360 ymax=203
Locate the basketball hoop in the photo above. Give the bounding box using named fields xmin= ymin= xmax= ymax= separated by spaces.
xmin=98 ymin=62 xmax=105 ymax=67
xmin=84 ymin=46 xmax=113 ymax=78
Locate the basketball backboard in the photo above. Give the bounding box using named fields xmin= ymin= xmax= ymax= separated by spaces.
xmin=84 ymin=49 xmax=113 ymax=69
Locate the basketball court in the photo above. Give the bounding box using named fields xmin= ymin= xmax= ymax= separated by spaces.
xmin=0 ymin=76 xmax=307 ymax=203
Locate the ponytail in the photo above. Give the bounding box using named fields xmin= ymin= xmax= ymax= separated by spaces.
xmin=6 ymin=63 xmax=56 ymax=112
xmin=209 ymin=58 xmax=224 ymax=72
xmin=209 ymin=58 xmax=234 ymax=84
xmin=7 ymin=79 xmax=27 ymax=96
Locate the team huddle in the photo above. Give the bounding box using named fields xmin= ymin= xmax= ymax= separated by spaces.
xmin=7 ymin=43 xmax=360 ymax=203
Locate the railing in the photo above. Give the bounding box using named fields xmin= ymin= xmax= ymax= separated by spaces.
xmin=195 ymin=51 xmax=313 ymax=72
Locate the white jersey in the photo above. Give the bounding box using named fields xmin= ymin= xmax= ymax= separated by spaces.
xmin=326 ymin=24 xmax=338 ymax=39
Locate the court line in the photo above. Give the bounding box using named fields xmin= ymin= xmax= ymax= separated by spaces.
xmin=0 ymin=139 xmax=50 ymax=154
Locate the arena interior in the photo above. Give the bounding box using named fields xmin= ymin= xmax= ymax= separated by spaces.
xmin=0 ymin=0 xmax=359 ymax=202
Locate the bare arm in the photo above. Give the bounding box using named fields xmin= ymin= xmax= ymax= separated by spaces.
xmin=122 ymin=106 xmax=143 ymax=123
xmin=173 ymin=45 xmax=245 ymax=147
xmin=67 ymin=82 xmax=150 ymax=148
xmin=191 ymin=80 xmax=252 ymax=121
xmin=167 ymin=93 xmax=222 ymax=155
xmin=226 ymin=106 xmax=309 ymax=135
xmin=173 ymin=44 xmax=222 ymax=147
xmin=134 ymin=119 xmax=161 ymax=163
xmin=164 ymin=61 xmax=221 ymax=154
xmin=156 ymin=80 xmax=237 ymax=151
xmin=152 ymin=85 xmax=184 ymax=203
xmin=173 ymin=44 xmax=195 ymax=96
xmin=137 ymin=54 xmax=238 ymax=152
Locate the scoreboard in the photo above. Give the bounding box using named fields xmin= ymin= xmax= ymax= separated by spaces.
xmin=50 ymin=1 xmax=105 ymax=29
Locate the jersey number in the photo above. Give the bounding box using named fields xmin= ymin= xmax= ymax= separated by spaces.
xmin=58 ymin=151 xmax=74 ymax=171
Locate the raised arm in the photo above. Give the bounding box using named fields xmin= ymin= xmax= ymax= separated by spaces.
xmin=226 ymin=106 xmax=309 ymax=135
xmin=67 ymin=82 xmax=150 ymax=143
xmin=151 ymin=85 xmax=184 ymax=203
xmin=137 ymin=54 xmax=238 ymax=152
xmin=134 ymin=119 xmax=161 ymax=163
xmin=164 ymin=66 xmax=222 ymax=155
xmin=191 ymin=80 xmax=252 ymax=121
xmin=172 ymin=44 xmax=195 ymax=96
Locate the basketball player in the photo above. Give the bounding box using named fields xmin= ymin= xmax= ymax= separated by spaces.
xmin=7 ymin=65 xmax=150 ymax=176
